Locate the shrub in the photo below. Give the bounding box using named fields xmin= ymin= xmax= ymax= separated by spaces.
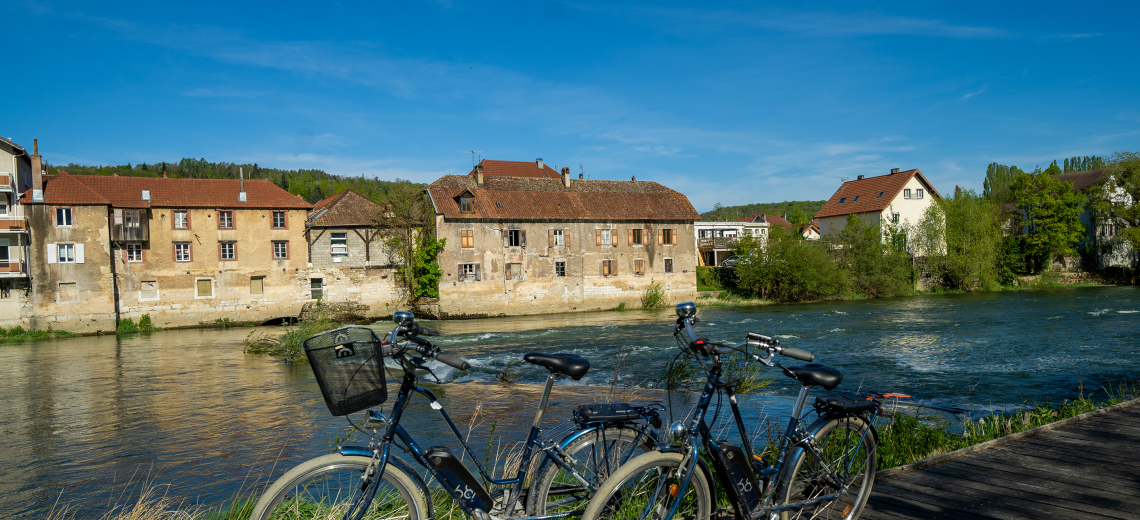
xmin=734 ymin=229 xmax=848 ymax=302
xmin=837 ymin=215 xmax=914 ymax=298
xmin=640 ymin=280 xmax=667 ymax=309
xmin=138 ymin=314 xmax=154 ymax=332
xmin=116 ymin=318 xmax=139 ymax=335
xmin=696 ymin=266 xmax=726 ymax=291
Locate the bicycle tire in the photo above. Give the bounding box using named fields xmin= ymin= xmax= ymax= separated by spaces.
xmin=776 ymin=416 xmax=876 ymax=520
xmin=250 ymin=453 xmax=429 ymax=520
xmin=581 ymin=450 xmax=714 ymax=520
xmin=527 ymin=425 xmax=656 ymax=516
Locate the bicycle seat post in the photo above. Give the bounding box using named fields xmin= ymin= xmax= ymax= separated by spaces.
xmin=532 ymin=371 xmax=557 ymax=429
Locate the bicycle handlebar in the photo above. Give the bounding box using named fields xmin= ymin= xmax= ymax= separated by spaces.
xmin=383 ymin=312 xmax=471 ymax=371
xmin=674 ymin=302 xmax=815 ymax=363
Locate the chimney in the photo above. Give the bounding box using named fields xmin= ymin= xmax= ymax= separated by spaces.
xmin=561 ymin=167 xmax=571 ymax=188
xmin=578 ymin=173 xmax=583 ymax=180
xmin=631 ymin=175 xmax=636 ymax=181
xmin=475 ymin=164 xmax=484 ymax=187
xmin=857 ymin=175 xmax=864 ymax=180
xmin=30 ymin=138 xmax=44 ymax=203
xmin=536 ymin=158 xmax=544 ymax=171
xmin=162 ymin=171 xmax=168 ymax=178
xmin=238 ymin=167 xmax=248 ymax=202
xmin=890 ymin=168 xmax=899 ymax=174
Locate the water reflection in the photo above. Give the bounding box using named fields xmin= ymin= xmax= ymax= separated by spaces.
xmin=0 ymin=286 xmax=1137 ymax=516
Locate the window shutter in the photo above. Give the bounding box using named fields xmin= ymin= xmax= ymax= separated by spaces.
xmin=658 ymin=230 xmax=664 ymax=245
xmin=601 ymin=261 xmax=605 ymax=276
xmin=521 ymin=230 xmax=526 ymax=248
xmin=645 ymin=227 xmax=651 ymax=245
xmin=506 ymin=263 xmax=512 ymax=280
xmin=75 ymin=243 xmax=85 ymax=264
xmin=475 ymin=264 xmax=481 ymax=281
xmin=595 ymin=229 xmax=601 ymax=246
xmin=628 ymin=229 xmax=633 ymax=246
xmin=47 ymin=243 xmax=57 ymax=264
xmin=549 ymin=229 xmax=554 ymax=247
xmin=612 ymin=260 xmax=617 ymax=275
xmin=672 ymin=229 xmax=678 ymax=245
xmin=564 ymin=229 xmax=570 ymax=248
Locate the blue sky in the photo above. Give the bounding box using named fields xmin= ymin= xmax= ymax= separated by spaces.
xmin=3 ymin=1 xmax=1138 ymax=211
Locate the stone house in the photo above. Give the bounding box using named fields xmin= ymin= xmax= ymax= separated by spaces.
xmin=425 ymin=159 xmax=701 ymax=318
xmin=815 ymin=168 xmax=942 ymax=253
xmin=1052 ymin=168 xmax=1137 ymax=270
xmin=0 ymin=136 xmax=33 ymax=327
xmin=21 ymin=170 xmax=313 ymax=333
xmin=304 ymin=189 xmax=399 ymax=315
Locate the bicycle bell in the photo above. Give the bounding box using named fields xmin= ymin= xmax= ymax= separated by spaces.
xmin=676 ymin=302 xmax=696 ymax=318
xmin=667 ymin=421 xmax=689 ymax=447
xmin=394 ymin=311 xmax=415 ymax=326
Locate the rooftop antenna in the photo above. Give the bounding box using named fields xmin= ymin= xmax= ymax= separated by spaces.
xmin=580 ymin=163 xmax=589 ymax=180
xmin=835 ymin=176 xmax=849 ymax=183
xmin=458 ymin=150 xmax=484 ymax=167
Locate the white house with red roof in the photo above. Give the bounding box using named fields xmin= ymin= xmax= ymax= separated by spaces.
xmin=815 ymin=168 xmax=942 ymax=249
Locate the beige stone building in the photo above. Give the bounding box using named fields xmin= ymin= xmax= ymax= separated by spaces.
xmin=425 ymin=159 xmax=700 ymax=318
xmin=0 ymin=137 xmax=33 ymax=327
xmin=304 ymin=189 xmax=399 ymax=316
xmin=22 ymin=168 xmax=313 ymax=333
xmin=815 ymin=168 xmax=942 ymax=253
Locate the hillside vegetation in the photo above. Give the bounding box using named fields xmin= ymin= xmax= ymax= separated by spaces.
xmin=700 ymin=200 xmax=826 ymax=224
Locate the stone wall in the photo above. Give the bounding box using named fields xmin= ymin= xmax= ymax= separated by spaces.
xmin=308 ymin=227 xmax=391 ymax=269
xmin=436 ymin=218 xmax=697 ymax=317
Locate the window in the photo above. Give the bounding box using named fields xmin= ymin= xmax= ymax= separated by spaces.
xmin=125 ymin=243 xmax=143 ymax=262
xmin=597 ymin=229 xmax=613 ymax=246
xmin=461 ymin=229 xmax=474 ymax=249
xmin=459 ymin=262 xmax=481 ymax=281
xmin=173 ymin=210 xmax=189 ymax=229
xmin=633 ymin=259 xmax=645 ymax=276
xmin=310 ymin=278 xmax=323 ymax=300
xmin=629 ymin=228 xmax=645 ymax=246
xmin=506 ymin=262 xmax=523 ymax=280
xmin=916 ymin=189 xmax=924 ymax=199
xmin=174 ymin=242 xmax=192 ymax=262
xmin=196 ymin=279 xmax=213 ymax=298
xmin=892 ymin=212 xmax=900 ymax=224
xmin=661 ymin=229 xmax=674 ymax=245
xmin=0 ymin=239 xmax=7 ymax=263
xmin=331 ymin=233 xmax=348 ymax=256
xmin=220 ymin=241 xmax=236 ymax=261
xmin=56 ymin=207 xmax=73 ymax=226
xmin=601 ymin=259 xmax=616 ymax=276
xmin=877 ymin=191 xmax=885 ymax=198
xmin=272 ymin=211 xmax=286 ymax=229
xmin=273 ymin=241 xmax=289 ymax=259
xmin=507 ymin=229 xmax=525 ymax=248
xmin=140 ymin=281 xmax=158 ymax=301
xmin=903 ymin=189 xmax=912 ymax=199
xmin=550 ymin=229 xmax=565 ymax=246
xmin=58 ymin=243 xmax=75 ymax=263
xmin=218 ymin=211 xmax=234 ymax=229
xmin=460 ymin=195 xmax=474 ymax=213
xmin=665 ymin=258 xmax=674 ymax=273
xmin=555 ymin=261 xmax=566 ymax=277
xmin=58 ymin=282 xmax=78 ymax=303
xmin=122 ymin=210 xmax=141 ymax=228
xmin=853 ymin=195 xmax=860 ymax=202
xmin=0 ymin=193 xmax=8 ymax=215
xmin=838 ymin=197 xmax=847 ymax=204
xmin=250 ymin=277 xmax=264 ymax=296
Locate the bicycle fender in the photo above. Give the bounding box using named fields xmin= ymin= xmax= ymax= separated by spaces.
xmin=336 ymin=448 xmax=435 ymax=520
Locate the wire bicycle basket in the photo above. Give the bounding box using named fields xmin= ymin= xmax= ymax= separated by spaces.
xmin=303 ymin=326 xmax=387 ymax=416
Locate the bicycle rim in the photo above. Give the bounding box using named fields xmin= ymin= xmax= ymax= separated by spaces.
xmin=531 ymin=426 xmax=655 ymax=515
xmin=778 ymin=417 xmax=876 ymax=520
xmin=252 ymin=454 xmax=426 ymax=520
xmin=584 ymin=451 xmax=712 ymax=520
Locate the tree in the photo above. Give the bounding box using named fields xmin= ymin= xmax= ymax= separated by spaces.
xmin=732 ymin=228 xmax=847 ymax=302
xmin=914 ymin=190 xmax=1003 ymax=290
xmin=375 ymin=182 xmax=446 ymax=308
xmin=1008 ymin=170 xmax=1085 ymax=272
xmin=1087 ymin=151 xmax=1140 ymax=254
xmin=983 ymin=162 xmax=1024 ymax=203
xmin=836 ymin=215 xmax=913 ymax=298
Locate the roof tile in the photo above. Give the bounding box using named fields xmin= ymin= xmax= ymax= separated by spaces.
xmin=28 ymin=173 xmax=312 ymax=209
xmin=815 ymin=169 xmax=941 ymax=219
xmin=308 ymin=190 xmax=382 ymax=227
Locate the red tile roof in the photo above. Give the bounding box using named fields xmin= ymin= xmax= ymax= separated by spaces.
xmin=427 ymin=174 xmax=700 ymax=221
xmin=1052 ymin=169 xmax=1108 ymax=192
xmin=308 ymin=190 xmax=383 ymax=227
xmin=469 ymin=159 xmax=562 ymax=179
xmin=24 ymin=172 xmax=312 ymax=209
xmin=815 ymin=169 xmax=941 ymax=219
xmin=0 ymin=136 xmax=26 ymax=152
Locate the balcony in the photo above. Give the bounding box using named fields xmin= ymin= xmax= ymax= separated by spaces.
xmin=697 ymin=236 xmax=739 ymax=251
xmin=0 ymin=216 xmax=27 ymax=233
xmin=0 ymin=173 xmax=11 ymax=192
xmin=112 ymin=222 xmax=150 ymax=242
xmin=0 ymin=261 xmax=26 ymax=277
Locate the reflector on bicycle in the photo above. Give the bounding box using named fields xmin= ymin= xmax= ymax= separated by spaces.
xmin=304 ymin=326 xmax=387 ymax=416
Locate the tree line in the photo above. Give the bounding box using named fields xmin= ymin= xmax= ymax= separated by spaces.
xmin=43 ymin=158 xmax=412 ymax=204
xmin=701 ymin=200 xmax=826 ymax=224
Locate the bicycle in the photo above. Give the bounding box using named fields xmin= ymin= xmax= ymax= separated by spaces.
xmin=250 ymin=311 xmax=663 ymax=520
xmin=583 ymin=302 xmax=886 ymax=520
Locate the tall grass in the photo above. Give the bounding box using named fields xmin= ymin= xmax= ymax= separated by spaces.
xmin=244 ymin=306 xmax=340 ymax=363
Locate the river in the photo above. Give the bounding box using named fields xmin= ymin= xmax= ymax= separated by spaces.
xmin=1 ymin=286 xmax=1137 ymax=516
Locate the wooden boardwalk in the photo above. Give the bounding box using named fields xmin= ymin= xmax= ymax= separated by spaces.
xmin=862 ymin=399 xmax=1140 ymax=520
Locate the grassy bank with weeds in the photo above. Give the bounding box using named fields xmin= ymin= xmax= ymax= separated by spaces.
xmin=0 ymin=326 xmax=80 ymax=343
xmin=244 ymin=306 xmax=340 ymax=363
xmin=875 ymin=380 xmax=1140 ymax=470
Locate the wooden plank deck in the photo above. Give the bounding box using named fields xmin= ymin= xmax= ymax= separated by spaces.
xmin=862 ymin=399 xmax=1140 ymax=520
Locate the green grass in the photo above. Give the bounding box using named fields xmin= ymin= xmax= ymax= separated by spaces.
xmin=244 ymin=306 xmax=341 ymax=363
xmin=0 ymin=326 xmax=81 ymax=343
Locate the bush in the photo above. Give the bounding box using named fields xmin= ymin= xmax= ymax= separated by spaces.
xmin=914 ymin=191 xmax=1003 ymax=291
xmin=837 ymin=215 xmax=914 ymax=298
xmin=138 ymin=314 xmax=154 ymax=332
xmin=245 ymin=305 xmax=339 ymax=363
xmin=116 ymin=318 xmax=139 ymax=334
xmin=640 ymin=280 xmax=667 ymax=309
xmin=734 ymin=229 xmax=848 ymax=302
xmin=696 ymin=266 xmax=729 ymax=291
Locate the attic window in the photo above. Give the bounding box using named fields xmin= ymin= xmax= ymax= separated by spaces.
xmin=460 ymin=194 xmax=474 ymax=213
xmin=496 ymin=202 xmax=502 ymax=207
xmin=853 ymin=195 xmax=860 ymax=202
xmin=877 ymin=192 xmax=885 ymax=198
xmin=838 ymin=198 xmax=847 ymax=204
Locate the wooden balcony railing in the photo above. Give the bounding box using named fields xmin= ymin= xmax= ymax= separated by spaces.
xmin=697 ymin=237 xmax=739 ymax=250
xmin=0 ymin=261 xmax=26 ymax=274
xmin=0 ymin=217 xmax=26 ymax=232
xmin=0 ymin=174 xmax=11 ymax=191
xmin=112 ymin=222 xmax=149 ymax=242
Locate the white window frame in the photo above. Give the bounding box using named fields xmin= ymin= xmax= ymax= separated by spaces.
xmin=916 ymin=189 xmax=924 ymax=199
xmin=56 ymin=207 xmax=73 ymax=227
xmin=175 ymin=242 xmax=191 ymax=262
xmin=220 ymin=241 xmax=236 ymax=261
xmin=272 ymin=211 xmax=286 ymax=229
xmin=331 ymin=233 xmax=348 ymax=256
xmin=903 ymin=189 xmax=912 ymax=199
xmin=174 ymin=210 xmax=189 ymax=229
xmin=273 ymin=241 xmax=289 ymax=259
xmin=601 ymin=229 xmax=612 ymax=246
xmin=552 ymin=229 xmax=565 ymax=246
xmin=218 ymin=211 xmax=234 ymax=229
xmin=125 ymin=243 xmax=143 ymax=262
xmin=459 ymin=262 xmax=481 ymax=281
xmin=58 ymin=243 xmax=76 ymax=263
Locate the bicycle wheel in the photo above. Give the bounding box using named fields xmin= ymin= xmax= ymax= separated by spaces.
xmin=250 ymin=454 xmax=429 ymax=520
xmin=777 ymin=417 xmax=876 ymax=520
xmin=528 ymin=426 xmax=656 ymax=515
xmin=581 ymin=450 xmax=713 ymax=520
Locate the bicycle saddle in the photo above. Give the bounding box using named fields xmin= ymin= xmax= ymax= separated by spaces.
xmin=523 ymin=353 xmax=590 ymax=380
xmin=784 ymin=363 xmax=842 ymax=390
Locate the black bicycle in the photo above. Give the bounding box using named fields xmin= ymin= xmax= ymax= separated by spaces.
xmin=583 ymin=302 xmax=887 ymax=520
xmin=250 ymin=311 xmax=662 ymax=520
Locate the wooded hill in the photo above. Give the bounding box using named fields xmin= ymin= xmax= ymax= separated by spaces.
xmin=700 ymin=200 xmax=826 ymax=224
xmin=42 ymin=158 xmax=412 ymax=203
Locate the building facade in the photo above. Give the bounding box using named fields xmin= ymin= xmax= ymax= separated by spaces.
xmin=22 ymin=170 xmax=313 ymax=332
xmin=815 ymin=168 xmax=942 ymax=253
xmin=1052 ymin=169 xmax=1137 ymax=270
xmin=0 ymin=137 xmax=33 ymax=326
xmin=426 ymin=159 xmax=700 ymax=318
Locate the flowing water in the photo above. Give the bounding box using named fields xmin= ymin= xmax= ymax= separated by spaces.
xmin=1 ymin=286 xmax=1137 ymax=517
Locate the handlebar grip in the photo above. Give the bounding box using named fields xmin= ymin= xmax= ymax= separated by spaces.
xmin=780 ymin=347 xmax=814 ymax=362
xmin=435 ymin=352 xmax=471 ymax=371
xmin=379 ymin=343 xmax=401 ymax=357
xmin=412 ymin=324 xmax=441 ymax=337
xmin=404 ymin=333 xmax=431 ymax=347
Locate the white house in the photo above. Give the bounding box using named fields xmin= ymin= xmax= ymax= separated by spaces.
xmin=815 ymin=168 xmax=941 ymax=252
